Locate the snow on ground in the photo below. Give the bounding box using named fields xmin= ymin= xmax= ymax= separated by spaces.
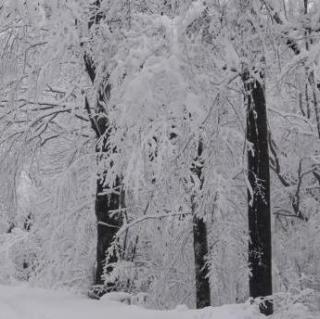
xmin=0 ymin=284 xmax=261 ymax=319
xmin=0 ymin=283 xmax=318 ymax=319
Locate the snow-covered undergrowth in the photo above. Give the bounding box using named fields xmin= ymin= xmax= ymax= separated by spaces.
xmin=0 ymin=284 xmax=319 ymax=319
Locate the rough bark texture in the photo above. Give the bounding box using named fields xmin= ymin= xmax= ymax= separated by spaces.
xmin=193 ymin=216 xmax=210 ymax=308
xmin=85 ymin=1 xmax=123 ymax=292
xmin=191 ymin=140 xmax=211 ymax=308
xmin=245 ymin=74 xmax=273 ymax=316
xmin=95 ymin=174 xmax=123 ymax=286
xmin=85 ymin=78 xmax=123 ymax=289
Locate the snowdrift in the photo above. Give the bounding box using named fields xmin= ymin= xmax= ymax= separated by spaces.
xmin=0 ymin=284 xmax=318 ymax=319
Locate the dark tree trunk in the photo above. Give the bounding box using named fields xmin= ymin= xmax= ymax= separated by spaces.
xmin=95 ymin=174 xmax=123 ymax=286
xmin=244 ymin=73 xmax=273 ymax=316
xmin=191 ymin=140 xmax=211 ymax=308
xmin=193 ymin=216 xmax=210 ymax=308
xmin=85 ymin=83 xmax=124 ymax=291
xmin=84 ymin=1 xmax=124 ymax=294
xmin=85 ymin=74 xmax=124 ymax=293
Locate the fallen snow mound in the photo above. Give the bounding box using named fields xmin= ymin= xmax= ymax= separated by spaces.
xmin=0 ymin=284 xmax=318 ymax=319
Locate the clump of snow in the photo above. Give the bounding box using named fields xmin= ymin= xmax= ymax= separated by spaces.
xmin=180 ymin=0 xmax=206 ymax=31
xmin=194 ymin=303 xmax=263 ymax=319
xmin=131 ymin=292 xmax=149 ymax=306
xmin=100 ymin=292 xmax=132 ymax=305
xmin=100 ymin=291 xmax=149 ymax=307
xmin=175 ymin=304 xmax=189 ymax=311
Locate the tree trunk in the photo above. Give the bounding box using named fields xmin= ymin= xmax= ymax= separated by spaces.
xmin=193 ymin=216 xmax=210 ymax=308
xmin=191 ymin=140 xmax=211 ymax=308
xmin=95 ymin=174 xmax=123 ymax=287
xmin=244 ymin=73 xmax=273 ymax=316
xmin=84 ymin=1 xmax=124 ymax=292
xmin=84 ymin=82 xmax=124 ymax=293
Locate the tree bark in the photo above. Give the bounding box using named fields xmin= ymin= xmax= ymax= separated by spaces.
xmin=191 ymin=140 xmax=211 ymax=308
xmin=193 ymin=216 xmax=210 ymax=308
xmin=84 ymin=1 xmax=124 ymax=294
xmin=85 ymin=76 xmax=124 ymax=292
xmin=95 ymin=174 xmax=123 ymax=287
xmin=244 ymin=73 xmax=273 ymax=315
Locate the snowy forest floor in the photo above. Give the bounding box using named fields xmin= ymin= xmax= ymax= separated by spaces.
xmin=0 ymin=284 xmax=320 ymax=319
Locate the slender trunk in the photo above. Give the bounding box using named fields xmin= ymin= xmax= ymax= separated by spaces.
xmin=191 ymin=140 xmax=211 ymax=308
xmin=95 ymin=173 xmax=123 ymax=287
xmin=244 ymin=73 xmax=273 ymax=316
xmin=84 ymin=1 xmax=124 ymax=293
xmin=86 ymin=88 xmax=124 ymax=291
xmin=193 ymin=216 xmax=210 ymax=308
